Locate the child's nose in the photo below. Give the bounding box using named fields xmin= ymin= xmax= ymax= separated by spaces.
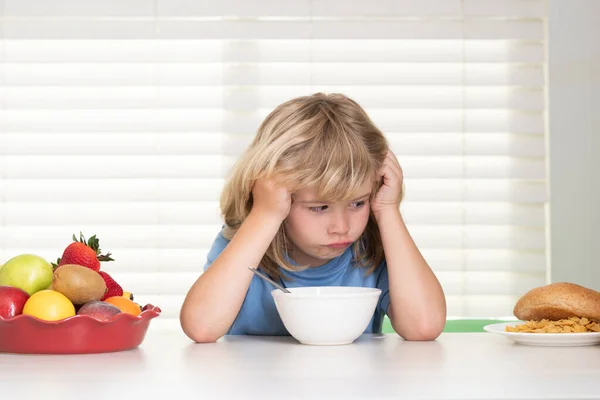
xmin=328 ymin=213 xmax=350 ymax=235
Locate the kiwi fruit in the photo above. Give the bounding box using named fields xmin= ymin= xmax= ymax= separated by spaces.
xmin=52 ymin=264 xmax=107 ymax=305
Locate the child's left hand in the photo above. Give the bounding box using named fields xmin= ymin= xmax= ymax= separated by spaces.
xmin=371 ymin=150 xmax=404 ymax=218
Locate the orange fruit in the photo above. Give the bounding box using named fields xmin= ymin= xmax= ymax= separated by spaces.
xmin=23 ymin=290 xmax=76 ymax=321
xmin=104 ymin=296 xmax=141 ymax=316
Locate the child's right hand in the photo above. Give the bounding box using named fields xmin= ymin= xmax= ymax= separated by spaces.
xmin=250 ymin=177 xmax=292 ymax=221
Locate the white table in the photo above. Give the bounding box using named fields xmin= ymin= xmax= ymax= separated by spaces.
xmin=2 ymin=331 xmax=600 ymax=399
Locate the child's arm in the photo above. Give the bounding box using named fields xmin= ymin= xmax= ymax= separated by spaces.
xmin=180 ymin=179 xmax=291 ymax=343
xmin=372 ymin=151 xmax=447 ymax=341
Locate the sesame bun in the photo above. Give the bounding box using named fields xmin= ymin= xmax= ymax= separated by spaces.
xmin=514 ymin=282 xmax=600 ymax=321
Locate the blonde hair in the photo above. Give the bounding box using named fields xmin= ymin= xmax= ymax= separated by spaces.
xmin=220 ymin=93 xmax=392 ymax=280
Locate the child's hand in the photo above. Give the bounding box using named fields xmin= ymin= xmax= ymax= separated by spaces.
xmin=250 ymin=177 xmax=292 ymax=221
xmin=371 ymin=150 xmax=404 ymax=218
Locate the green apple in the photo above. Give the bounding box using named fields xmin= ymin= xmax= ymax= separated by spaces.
xmin=0 ymin=254 xmax=53 ymax=295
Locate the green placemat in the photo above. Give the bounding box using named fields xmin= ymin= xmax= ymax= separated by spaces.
xmin=382 ymin=317 xmax=508 ymax=333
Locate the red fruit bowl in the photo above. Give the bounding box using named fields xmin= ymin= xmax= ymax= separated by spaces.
xmin=0 ymin=304 xmax=161 ymax=354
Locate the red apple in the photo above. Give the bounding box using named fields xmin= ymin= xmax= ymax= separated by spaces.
xmin=0 ymin=285 xmax=30 ymax=319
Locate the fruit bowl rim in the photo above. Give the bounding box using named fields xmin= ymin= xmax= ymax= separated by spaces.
xmin=0 ymin=304 xmax=161 ymax=325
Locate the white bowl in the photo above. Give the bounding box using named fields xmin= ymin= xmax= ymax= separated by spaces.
xmin=271 ymin=286 xmax=382 ymax=346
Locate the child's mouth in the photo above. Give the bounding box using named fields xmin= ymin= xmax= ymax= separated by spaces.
xmin=326 ymin=242 xmax=352 ymax=249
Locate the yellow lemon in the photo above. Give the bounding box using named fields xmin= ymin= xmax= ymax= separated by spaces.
xmin=22 ymin=290 xmax=76 ymax=321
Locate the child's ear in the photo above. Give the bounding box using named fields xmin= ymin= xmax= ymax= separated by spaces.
xmin=246 ymin=192 xmax=254 ymax=211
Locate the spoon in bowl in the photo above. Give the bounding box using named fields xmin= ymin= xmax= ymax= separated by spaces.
xmin=248 ymin=267 xmax=291 ymax=293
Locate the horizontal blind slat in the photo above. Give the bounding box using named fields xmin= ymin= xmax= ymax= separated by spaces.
xmin=1 ymin=20 xmax=544 ymax=40
xmin=0 ymin=64 xmax=545 ymax=86
xmin=0 ymin=87 xmax=545 ymax=111
xmin=0 ymin=225 xmax=546 ymax=250
xmin=0 ymin=109 xmax=544 ymax=133
xmin=0 ymin=133 xmax=546 ymax=157
xmin=3 ymin=0 xmax=547 ymax=18
xmin=0 ymin=179 xmax=547 ymax=203
xmin=0 ymin=202 xmax=545 ymax=226
xmin=0 ymin=226 xmax=225 ymax=249
xmin=0 ymin=155 xmax=546 ymax=179
xmin=0 ymin=249 xmax=547 ymax=274
xmin=2 ymin=40 xmax=546 ymax=63
xmin=0 ymin=155 xmax=233 ymax=178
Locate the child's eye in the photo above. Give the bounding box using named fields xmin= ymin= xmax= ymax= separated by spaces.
xmin=309 ymin=205 xmax=328 ymax=213
xmin=351 ymin=201 xmax=366 ymax=209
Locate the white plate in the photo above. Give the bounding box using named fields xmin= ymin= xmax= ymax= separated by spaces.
xmin=484 ymin=322 xmax=600 ymax=347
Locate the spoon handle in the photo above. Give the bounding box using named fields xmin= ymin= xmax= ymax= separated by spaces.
xmin=248 ymin=267 xmax=291 ymax=293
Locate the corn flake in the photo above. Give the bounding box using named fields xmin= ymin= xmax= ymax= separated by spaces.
xmin=505 ymin=317 xmax=600 ymax=333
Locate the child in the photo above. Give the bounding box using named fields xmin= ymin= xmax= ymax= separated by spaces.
xmin=180 ymin=93 xmax=446 ymax=342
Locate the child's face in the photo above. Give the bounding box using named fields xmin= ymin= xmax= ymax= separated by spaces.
xmin=284 ymin=181 xmax=373 ymax=268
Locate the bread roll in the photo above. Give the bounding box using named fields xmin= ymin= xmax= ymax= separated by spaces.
xmin=514 ymin=282 xmax=600 ymax=321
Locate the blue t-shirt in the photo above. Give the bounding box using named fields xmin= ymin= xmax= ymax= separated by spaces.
xmin=203 ymin=230 xmax=391 ymax=336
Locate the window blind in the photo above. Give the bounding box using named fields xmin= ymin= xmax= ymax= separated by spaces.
xmin=0 ymin=0 xmax=548 ymax=331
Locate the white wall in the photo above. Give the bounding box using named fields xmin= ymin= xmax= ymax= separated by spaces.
xmin=548 ymin=0 xmax=600 ymax=289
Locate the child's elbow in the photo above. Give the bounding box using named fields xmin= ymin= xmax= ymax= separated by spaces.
xmin=181 ymin=321 xmax=222 ymax=343
xmin=411 ymin=325 xmax=443 ymax=341
xmin=394 ymin=318 xmax=445 ymax=341
xmin=180 ymin=312 xmax=223 ymax=343
xmin=189 ymin=333 xmax=221 ymax=344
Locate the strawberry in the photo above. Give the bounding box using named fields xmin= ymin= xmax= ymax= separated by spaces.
xmin=53 ymin=232 xmax=114 ymax=272
xmin=98 ymin=271 xmax=123 ymax=301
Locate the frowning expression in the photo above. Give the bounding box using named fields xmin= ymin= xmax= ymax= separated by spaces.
xmin=283 ymin=181 xmax=373 ymax=267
